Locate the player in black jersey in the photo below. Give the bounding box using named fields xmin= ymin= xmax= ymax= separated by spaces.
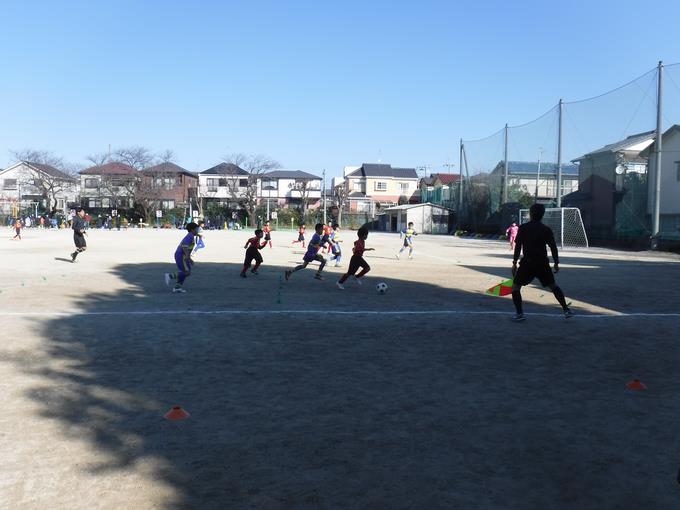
xmin=511 ymin=203 xmax=573 ymax=321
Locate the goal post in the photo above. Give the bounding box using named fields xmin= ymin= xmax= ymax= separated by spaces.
xmin=519 ymin=207 xmax=589 ymax=248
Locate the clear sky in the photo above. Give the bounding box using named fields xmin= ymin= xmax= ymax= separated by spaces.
xmin=1 ymin=0 xmax=679 ymax=177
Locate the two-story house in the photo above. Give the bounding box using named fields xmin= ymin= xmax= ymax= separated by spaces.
xmin=198 ymin=163 xmax=250 ymax=208
xmin=419 ymin=173 xmax=460 ymax=209
xmin=0 ymin=161 xmax=78 ymax=216
xmin=258 ymin=170 xmax=322 ymax=211
xmin=79 ymin=162 xmax=137 ymax=211
xmin=141 ymin=162 xmax=198 ymax=210
xmin=343 ymin=163 xmax=419 ymax=214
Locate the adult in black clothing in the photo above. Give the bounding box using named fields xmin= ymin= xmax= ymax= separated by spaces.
xmin=511 ymin=203 xmax=572 ymax=321
xmin=71 ymin=207 xmax=88 ymax=263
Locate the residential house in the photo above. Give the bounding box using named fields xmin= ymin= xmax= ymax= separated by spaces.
xmin=642 ymin=125 xmax=680 ymax=238
xmin=419 ymin=173 xmax=460 ymax=209
xmin=258 ymin=170 xmax=322 ymax=210
xmin=342 ymin=163 xmax=419 ymax=214
xmin=198 ymin=163 xmax=249 ymax=208
xmin=141 ymin=162 xmax=198 ymax=211
xmin=380 ymin=202 xmax=454 ymax=234
xmin=490 ymin=161 xmax=579 ymax=206
xmin=80 ymin=162 xmax=137 ymax=211
xmin=0 ymin=161 xmax=78 ymax=216
xmin=564 ymin=131 xmax=654 ymax=239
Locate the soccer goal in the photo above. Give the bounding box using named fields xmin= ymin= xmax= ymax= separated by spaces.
xmin=519 ymin=207 xmax=589 ymax=249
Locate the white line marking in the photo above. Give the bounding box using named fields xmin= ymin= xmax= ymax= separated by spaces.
xmin=1 ymin=310 xmax=679 ymax=318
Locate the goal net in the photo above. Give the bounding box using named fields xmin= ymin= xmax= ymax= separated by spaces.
xmin=519 ymin=207 xmax=589 ymax=248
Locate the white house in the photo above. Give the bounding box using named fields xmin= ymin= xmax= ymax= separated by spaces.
xmin=380 ymin=202 xmax=453 ymax=234
xmin=258 ymin=170 xmax=322 ymax=210
xmin=644 ymin=124 xmax=680 ymax=236
xmin=0 ymin=161 xmax=79 ymax=216
xmin=341 ymin=163 xmax=419 ymax=214
xmin=198 ymin=163 xmax=250 ymax=206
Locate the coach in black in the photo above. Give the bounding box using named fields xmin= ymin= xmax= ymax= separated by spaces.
xmin=510 ymin=203 xmax=572 ymax=322
xmin=71 ymin=207 xmax=88 ymax=263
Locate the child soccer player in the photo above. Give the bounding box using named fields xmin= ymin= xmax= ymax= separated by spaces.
xmin=506 ymin=222 xmax=519 ymax=251
xmin=263 ymin=221 xmax=273 ymax=249
xmin=241 ymin=229 xmax=267 ymax=277
xmin=337 ymin=227 xmax=374 ymax=289
xmin=511 ymin=203 xmax=572 ymax=321
xmin=12 ymin=219 xmax=22 ymax=240
xmin=285 ymin=223 xmax=328 ymax=281
xmin=70 ymin=208 xmax=88 ymax=262
xmin=164 ymin=222 xmax=199 ymax=293
xmin=396 ymin=222 xmax=417 ymax=259
xmin=329 ymin=223 xmax=342 ymax=267
xmin=321 ymin=223 xmax=333 ymax=253
xmin=292 ymin=223 xmax=306 ymax=248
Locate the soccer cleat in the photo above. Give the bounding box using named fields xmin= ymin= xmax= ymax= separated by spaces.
xmin=251 ymin=270 xmax=259 ymax=275
xmin=70 ymin=252 xmax=77 ymax=262
xmin=564 ymin=309 xmax=574 ymax=319
xmin=408 ymin=255 xmax=413 ymax=259
xmin=334 ymin=262 xmax=341 ymax=267
xmin=164 ymin=273 xmax=171 ymax=287
xmin=314 ymin=273 xmax=323 ymax=280
xmin=172 ymin=286 xmax=186 ymax=293
xmin=395 ymin=254 xmax=400 ymax=260
xmin=511 ymin=313 xmax=526 ymax=322
xmin=355 ymin=276 xmax=362 ymax=285
xmin=336 ymin=282 xmax=345 ymax=290
xmin=240 ymin=273 xmax=247 ymax=278
xmin=284 ymin=270 xmax=291 ymax=281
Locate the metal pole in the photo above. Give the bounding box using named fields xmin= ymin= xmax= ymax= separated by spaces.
xmin=458 ymin=139 xmax=463 ymax=228
xmin=535 ymin=148 xmax=542 ymax=199
xmin=652 ymin=61 xmax=664 ymax=249
xmin=322 ymin=169 xmax=327 ymax=225
xmin=557 ymin=99 xmax=563 ymax=207
xmin=502 ymin=123 xmax=509 ymax=205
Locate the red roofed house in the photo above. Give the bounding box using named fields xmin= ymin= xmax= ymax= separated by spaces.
xmin=419 ymin=173 xmax=460 ymax=209
xmin=80 ymin=162 xmax=137 ymax=211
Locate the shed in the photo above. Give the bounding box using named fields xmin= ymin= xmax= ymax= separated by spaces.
xmin=380 ymin=202 xmax=454 ymax=234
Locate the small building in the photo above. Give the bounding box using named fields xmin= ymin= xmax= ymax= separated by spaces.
xmin=380 ymin=202 xmax=454 ymax=234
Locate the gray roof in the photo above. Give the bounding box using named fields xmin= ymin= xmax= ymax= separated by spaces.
xmin=262 ymin=170 xmax=321 ymax=180
xmin=639 ymin=124 xmax=680 ymax=158
xmin=142 ymin=162 xmax=196 ymax=177
xmin=347 ymin=163 xmax=418 ymax=179
xmin=493 ymin=161 xmax=579 ymax=177
xmin=573 ymin=130 xmax=656 ymax=161
xmin=23 ymin=161 xmax=76 ymax=181
xmin=201 ymin=163 xmax=248 ymax=176
xmin=384 ymin=202 xmax=454 ymax=212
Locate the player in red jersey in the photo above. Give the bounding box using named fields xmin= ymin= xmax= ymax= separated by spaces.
xmin=263 ymin=221 xmax=273 ymax=249
xmin=336 ymin=227 xmax=374 ymax=289
xmin=241 ymin=229 xmax=267 ymax=277
xmin=292 ymin=223 xmax=306 ymax=248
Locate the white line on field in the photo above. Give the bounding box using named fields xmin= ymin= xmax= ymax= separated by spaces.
xmin=1 ymin=310 xmax=679 ymax=318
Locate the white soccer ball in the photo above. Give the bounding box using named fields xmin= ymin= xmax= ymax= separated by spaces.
xmin=376 ymin=282 xmax=388 ymax=294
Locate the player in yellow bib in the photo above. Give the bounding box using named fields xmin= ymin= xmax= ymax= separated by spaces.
xmin=396 ymin=222 xmax=417 ymax=259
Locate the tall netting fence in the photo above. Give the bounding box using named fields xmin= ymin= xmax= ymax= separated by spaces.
xmin=459 ymin=63 xmax=680 ymax=247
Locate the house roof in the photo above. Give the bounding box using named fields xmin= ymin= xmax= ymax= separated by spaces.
xmin=420 ymin=176 xmax=436 ymax=186
xmin=493 ymin=161 xmax=579 ymax=177
xmin=142 ymin=162 xmax=196 ymax=177
xmin=639 ymin=124 xmax=680 ymax=158
xmin=262 ymin=170 xmax=321 ymax=180
xmin=383 ymin=202 xmax=454 ymax=212
xmin=81 ymin=162 xmax=137 ymax=175
xmin=573 ymin=130 xmax=656 ymax=161
xmin=5 ymin=161 xmax=77 ymax=181
xmin=200 ymin=163 xmax=248 ymax=176
xmin=432 ymin=173 xmax=460 ymax=185
xmin=347 ymin=163 xmax=418 ymax=179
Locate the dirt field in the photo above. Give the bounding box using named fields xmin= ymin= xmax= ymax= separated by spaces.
xmin=2 ymin=226 xmax=680 ymax=509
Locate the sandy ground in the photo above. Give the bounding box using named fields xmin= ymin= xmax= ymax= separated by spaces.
xmin=1 ymin=226 xmax=680 ymax=509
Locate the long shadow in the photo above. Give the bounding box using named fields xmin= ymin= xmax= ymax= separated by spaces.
xmin=12 ymin=261 xmax=680 ymax=508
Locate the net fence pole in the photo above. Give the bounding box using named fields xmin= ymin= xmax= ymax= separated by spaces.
xmin=652 ymin=61 xmax=664 ymax=249
xmin=557 ymin=99 xmax=563 ymax=207
xmin=457 ymin=139 xmax=464 ymax=229
xmin=560 ymin=207 xmax=565 ymax=248
xmin=502 ymin=124 xmax=509 ymax=205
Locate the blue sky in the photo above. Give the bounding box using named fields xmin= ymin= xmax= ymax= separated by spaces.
xmin=1 ymin=0 xmax=679 ymax=177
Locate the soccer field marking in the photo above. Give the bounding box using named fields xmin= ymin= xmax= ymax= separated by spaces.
xmin=1 ymin=309 xmax=679 ymax=319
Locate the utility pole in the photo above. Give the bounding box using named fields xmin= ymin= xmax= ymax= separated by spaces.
xmin=652 ymin=61 xmax=664 ymax=249
xmin=557 ymin=99 xmax=563 ymax=207
xmin=458 ymin=139 xmax=463 ymax=228
xmin=502 ymin=123 xmax=509 ymax=205
xmin=535 ymin=147 xmax=543 ymax=199
xmin=322 ymin=169 xmax=327 ymax=225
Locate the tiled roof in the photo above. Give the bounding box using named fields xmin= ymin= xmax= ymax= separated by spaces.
xmin=262 ymin=170 xmax=321 ymax=180
xmin=80 ymin=162 xmax=137 ymax=175
xmin=142 ymin=162 xmax=196 ymax=177
xmin=574 ymin=130 xmax=655 ymax=160
xmin=24 ymin=161 xmax=76 ymax=181
xmin=433 ymin=173 xmax=460 ymax=185
xmin=347 ymin=163 xmax=418 ymax=179
xmin=200 ymin=163 xmax=248 ymax=176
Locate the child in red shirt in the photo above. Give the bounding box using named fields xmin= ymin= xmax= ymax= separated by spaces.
xmin=292 ymin=223 xmax=306 ymax=248
xmin=337 ymin=227 xmax=374 ymax=289
xmin=241 ymin=229 xmax=267 ymax=277
xmin=263 ymin=221 xmax=273 ymax=249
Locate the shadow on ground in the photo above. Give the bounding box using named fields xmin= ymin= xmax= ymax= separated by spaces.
xmin=14 ymin=262 xmax=680 ymax=509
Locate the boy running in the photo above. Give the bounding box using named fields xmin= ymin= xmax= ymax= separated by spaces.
xmin=511 ymin=204 xmax=572 ymax=321
xmin=396 ymin=222 xmax=417 ymax=259
xmin=506 ymin=222 xmax=519 ymax=251
xmin=337 ymin=227 xmax=374 ymax=289
xmin=329 ymin=223 xmax=342 ymax=267
xmin=12 ymin=219 xmax=22 ymax=240
xmin=285 ymin=223 xmax=328 ymax=281
xmin=70 ymin=208 xmax=88 ymax=262
xmin=263 ymin=221 xmax=273 ymax=249
xmin=292 ymin=223 xmax=306 ymax=248
xmin=164 ymin=222 xmax=199 ymax=293
xmin=241 ymin=229 xmax=267 ymax=277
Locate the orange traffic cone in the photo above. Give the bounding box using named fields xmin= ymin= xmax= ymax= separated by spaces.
xmin=626 ymin=379 xmax=647 ymax=391
xmin=164 ymin=405 xmax=190 ymax=420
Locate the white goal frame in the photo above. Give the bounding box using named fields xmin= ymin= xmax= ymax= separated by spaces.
xmin=519 ymin=207 xmax=589 ymax=249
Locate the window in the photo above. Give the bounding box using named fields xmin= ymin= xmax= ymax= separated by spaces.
xmin=374 ymin=181 xmax=387 ymax=191
xmin=357 ymin=201 xmax=370 ymax=212
xmin=57 ymin=199 xmax=64 ymax=209
xmin=161 ymin=200 xmax=175 ymax=209
xmin=102 ymin=198 xmax=110 ymax=208
xmin=206 ymin=178 xmax=219 ymax=192
xmin=239 ymin=179 xmax=249 ymax=188
xmin=85 ymin=178 xmax=98 ymax=189
xmin=399 ymin=182 xmax=410 ymax=192
xmin=218 ymin=178 xmax=228 ymax=187
xmin=352 ymin=180 xmax=362 ymax=191
xmin=88 ymin=198 xmax=101 ymax=208
xmin=262 ymin=179 xmax=278 ymax=190
xmin=2 ymin=179 xmax=17 ymax=190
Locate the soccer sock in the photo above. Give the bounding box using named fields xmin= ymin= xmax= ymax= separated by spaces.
xmin=338 ymin=273 xmax=349 ymax=283
xmin=409 ymin=247 xmax=413 ymax=256
xmin=253 ymin=262 xmax=261 ymax=271
xmin=356 ymin=267 xmax=370 ymax=278
xmin=318 ymin=259 xmax=326 ymax=271
xmin=552 ymin=286 xmax=569 ymax=310
xmin=241 ymin=264 xmax=248 ymax=274
xmin=512 ymin=290 xmax=523 ymax=314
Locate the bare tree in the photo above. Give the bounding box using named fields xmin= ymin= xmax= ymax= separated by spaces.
xmin=113 ymin=146 xmax=154 ymax=171
xmin=334 ymin=183 xmax=350 ymax=227
xmin=10 ymin=149 xmax=78 ymax=215
xmin=290 ymin=179 xmax=315 ymax=216
xmin=86 ymin=152 xmax=111 ymax=167
xmin=156 ymin=149 xmax=176 ymax=164
xmin=223 ymin=153 xmax=280 ymax=226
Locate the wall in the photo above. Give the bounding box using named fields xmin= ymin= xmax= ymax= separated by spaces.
xmin=647 ymin=131 xmax=680 ymax=216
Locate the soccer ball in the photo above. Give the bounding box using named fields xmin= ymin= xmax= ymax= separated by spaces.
xmin=376 ymin=282 xmax=388 ymax=294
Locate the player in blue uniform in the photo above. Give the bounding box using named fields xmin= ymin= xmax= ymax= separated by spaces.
xmin=284 ymin=223 xmax=328 ymax=281
xmin=396 ymin=222 xmax=417 ymax=259
xmin=164 ymin=222 xmax=199 ymax=293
